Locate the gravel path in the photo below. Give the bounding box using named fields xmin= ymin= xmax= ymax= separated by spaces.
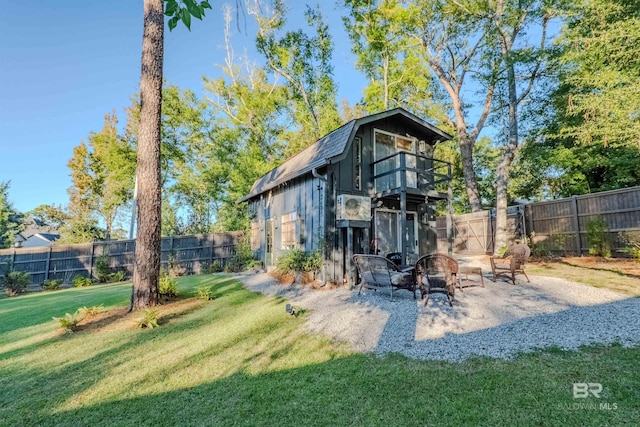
xmin=234 ymin=261 xmax=640 ymax=362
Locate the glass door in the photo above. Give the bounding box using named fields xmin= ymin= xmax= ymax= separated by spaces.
xmin=374 ymin=210 xmax=419 ymax=262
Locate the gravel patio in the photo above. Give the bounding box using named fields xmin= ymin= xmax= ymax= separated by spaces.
xmin=235 ymin=256 xmax=640 ymax=362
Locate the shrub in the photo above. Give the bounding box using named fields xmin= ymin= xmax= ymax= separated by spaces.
xmin=72 ymin=275 xmax=93 ymax=288
xmin=276 ymin=248 xmax=307 ymax=275
xmin=303 ymin=250 xmax=322 ymax=273
xmin=167 ymin=253 xmax=187 ymax=277
xmin=95 ymin=254 xmax=112 ymax=283
xmin=107 ymin=271 xmax=126 ymax=283
xmin=53 ymin=311 xmax=83 ymax=332
xmin=586 ymin=217 xmax=611 ymax=258
xmin=196 ymin=286 xmax=215 ymax=301
xmin=226 ymin=235 xmax=253 ymax=272
xmin=159 ymin=272 xmax=179 ymax=297
xmin=42 ymin=279 xmax=62 ymax=291
xmin=200 ymin=262 xmax=212 ymax=275
xmin=3 ymin=271 xmax=30 ymax=296
xmin=276 ymin=248 xmax=323 ymax=275
xmin=137 ymin=308 xmax=159 ymax=329
xmin=210 ymin=261 xmax=222 ymax=273
xmin=619 ymin=232 xmax=640 ymax=261
xmin=78 ymin=305 xmax=104 ymax=317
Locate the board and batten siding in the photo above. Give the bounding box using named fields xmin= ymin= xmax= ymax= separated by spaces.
xmin=250 ymin=174 xmax=326 ymax=267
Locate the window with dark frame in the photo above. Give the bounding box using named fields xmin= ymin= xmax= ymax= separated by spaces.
xmin=354 ymin=136 xmax=362 ymax=190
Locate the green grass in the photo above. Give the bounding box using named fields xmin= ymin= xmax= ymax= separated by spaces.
xmin=527 ymin=261 xmax=640 ymax=297
xmin=1 ymin=275 xmax=638 ymax=426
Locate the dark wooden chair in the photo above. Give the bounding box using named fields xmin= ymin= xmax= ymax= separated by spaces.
xmin=352 ymin=255 xmax=417 ymax=301
xmin=490 ymin=243 xmax=531 ymax=285
xmin=415 ymin=254 xmax=458 ymax=307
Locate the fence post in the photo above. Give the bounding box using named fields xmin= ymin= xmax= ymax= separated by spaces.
xmin=90 ymin=242 xmax=95 ymax=279
xmin=571 ymin=196 xmax=582 ymax=255
xmin=209 ymin=233 xmax=215 ymax=266
xmin=44 ymin=246 xmax=52 ymax=281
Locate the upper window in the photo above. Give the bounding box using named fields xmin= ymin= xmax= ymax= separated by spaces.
xmin=354 ymin=136 xmax=362 ymax=190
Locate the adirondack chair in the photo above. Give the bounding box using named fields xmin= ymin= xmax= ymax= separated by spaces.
xmin=490 ymin=243 xmax=531 ymax=285
xmin=352 ymin=255 xmax=417 ymax=301
xmin=415 ymin=254 xmax=458 ymax=307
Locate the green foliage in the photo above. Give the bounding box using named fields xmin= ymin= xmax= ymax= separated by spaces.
xmin=26 ymin=204 xmax=69 ymax=229
xmin=64 ymin=113 xmax=134 ymax=243
xmin=618 ymin=232 xmax=640 ymax=261
xmin=167 ymin=253 xmax=187 ymax=277
xmin=159 ymin=273 xmax=179 ymax=297
xmin=342 ymin=0 xmax=446 ymax=122
xmin=164 ymin=0 xmax=212 ymax=31
xmin=95 ymin=255 xmax=112 ymax=283
xmin=210 ymin=261 xmax=222 ymax=273
xmin=534 ymin=0 xmax=640 ymax=197
xmin=2 ymin=270 xmax=30 ymax=296
xmin=72 ymin=275 xmax=93 ymax=288
xmin=225 ymin=235 xmax=253 ymax=273
xmin=586 ymin=217 xmax=611 ymax=258
xmin=196 ymin=286 xmax=215 ymax=301
xmin=0 ymin=181 xmax=24 ymax=249
xmin=78 ymin=305 xmax=104 ymax=317
xmin=252 ymin=0 xmax=342 ymax=152
xmin=42 ymin=279 xmax=62 ymax=291
xmin=137 ymin=308 xmax=159 ymax=329
xmin=276 ymin=248 xmax=323 ymax=275
xmin=52 ymin=311 xmax=83 ymax=332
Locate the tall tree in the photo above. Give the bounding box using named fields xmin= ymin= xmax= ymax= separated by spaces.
xmin=457 ymin=0 xmax=555 ymax=252
xmin=343 ymin=0 xmax=446 ymax=122
xmin=131 ymin=0 xmax=212 ymax=310
xmin=0 ymin=182 xmax=23 ymax=249
xmin=525 ymin=0 xmax=640 ymax=199
xmin=25 ymin=204 xmax=69 ymax=229
xmin=204 ymin=4 xmax=289 ymax=231
xmin=66 ymin=113 xmax=136 ymax=241
xmin=250 ymin=0 xmax=342 ymax=153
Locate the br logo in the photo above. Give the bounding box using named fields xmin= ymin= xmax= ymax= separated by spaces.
xmin=573 ymin=383 xmax=602 ymax=398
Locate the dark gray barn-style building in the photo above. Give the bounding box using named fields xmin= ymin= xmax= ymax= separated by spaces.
xmin=239 ymin=108 xmax=453 ymax=286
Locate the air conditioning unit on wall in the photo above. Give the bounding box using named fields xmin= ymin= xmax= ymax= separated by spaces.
xmin=337 ymin=194 xmax=372 ymax=221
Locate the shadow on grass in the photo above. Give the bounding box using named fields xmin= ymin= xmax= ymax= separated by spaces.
xmin=19 ymin=346 xmax=639 ymax=426
xmin=559 ymin=260 xmax=640 ymax=280
xmin=2 ymin=274 xmax=639 ymax=426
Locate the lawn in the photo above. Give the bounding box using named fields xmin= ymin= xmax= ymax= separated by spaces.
xmin=527 ymin=257 xmax=640 ymax=297
xmin=1 ymin=274 xmax=638 ymax=426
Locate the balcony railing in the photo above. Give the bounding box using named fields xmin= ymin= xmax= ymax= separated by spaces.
xmin=372 ymin=151 xmax=451 ymax=196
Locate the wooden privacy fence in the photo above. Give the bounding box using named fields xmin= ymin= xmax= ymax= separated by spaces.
xmin=437 ymin=186 xmax=640 ymax=256
xmin=0 ymin=232 xmax=243 ymax=286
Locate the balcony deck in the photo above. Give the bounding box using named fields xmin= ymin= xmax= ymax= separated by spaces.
xmin=372 ymin=151 xmax=451 ymax=201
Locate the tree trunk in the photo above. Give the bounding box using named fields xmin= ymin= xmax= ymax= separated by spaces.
xmin=494 ymin=60 xmax=519 ymax=254
xmin=458 ymin=131 xmax=483 ymax=212
xmin=131 ymin=0 xmax=164 ymax=311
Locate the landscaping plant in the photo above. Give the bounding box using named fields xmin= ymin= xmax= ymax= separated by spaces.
xmin=2 ymin=270 xmax=30 ymax=296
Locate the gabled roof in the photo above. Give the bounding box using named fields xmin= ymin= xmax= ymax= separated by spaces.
xmin=238 ymin=108 xmax=451 ymax=203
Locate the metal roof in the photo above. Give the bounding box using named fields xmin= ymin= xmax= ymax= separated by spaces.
xmin=238 ymin=108 xmax=451 ymax=203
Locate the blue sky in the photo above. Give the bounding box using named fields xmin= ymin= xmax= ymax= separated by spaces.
xmin=0 ymin=0 xmax=364 ymax=213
